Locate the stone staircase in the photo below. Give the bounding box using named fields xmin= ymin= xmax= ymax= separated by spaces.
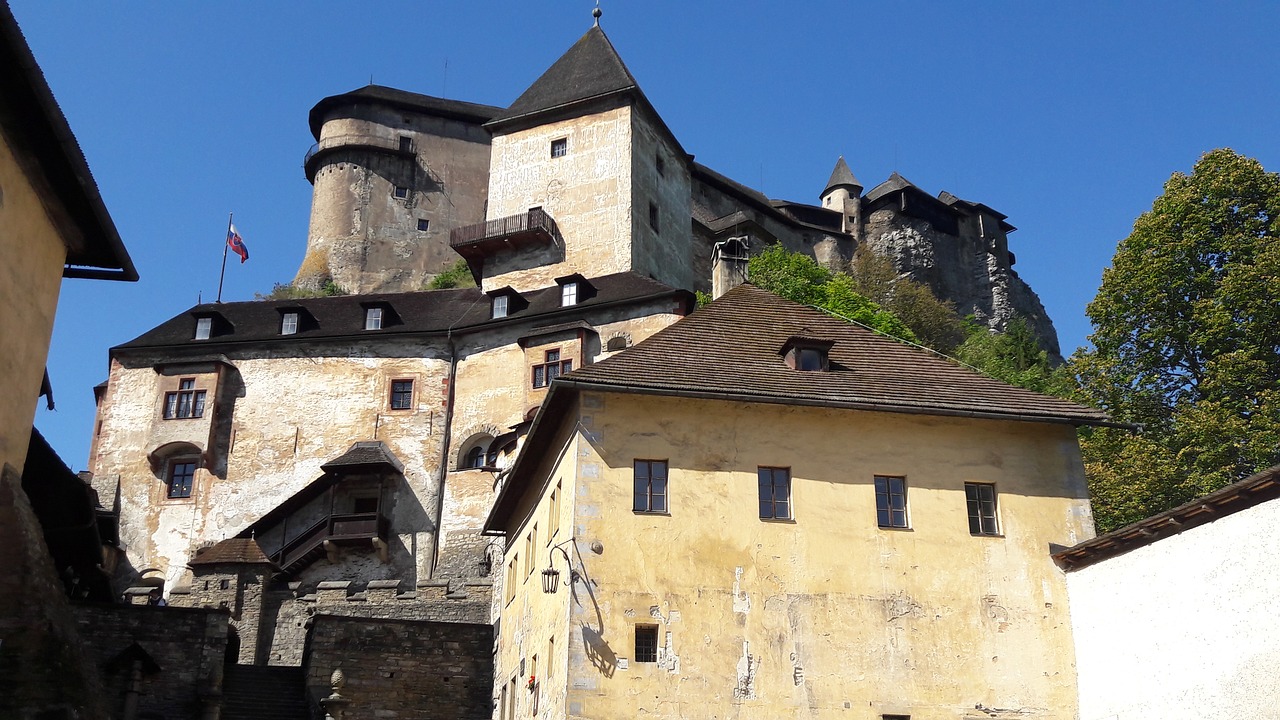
xmin=222 ymin=664 xmax=309 ymax=720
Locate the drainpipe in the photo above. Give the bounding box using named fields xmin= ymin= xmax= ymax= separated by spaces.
xmin=429 ymin=335 xmax=459 ymax=578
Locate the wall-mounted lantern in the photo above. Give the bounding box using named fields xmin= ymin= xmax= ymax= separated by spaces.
xmin=541 ymin=538 xmax=580 ymax=594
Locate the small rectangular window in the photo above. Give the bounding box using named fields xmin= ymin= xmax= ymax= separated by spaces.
xmin=394 ymin=185 xmax=409 ymax=199
xmin=883 ymin=716 xmax=911 ymax=720
xmin=525 ymin=525 xmax=537 ymax=577
xmin=417 ymin=218 xmax=430 ymax=231
xmin=965 ymin=483 xmax=1000 ymax=535
xmin=390 ymin=379 xmax=413 ymax=410
xmin=550 ymin=138 xmax=567 ymax=158
xmin=633 ymin=460 xmax=668 ymax=513
xmin=635 ymin=625 xmax=658 ymax=663
xmin=493 ymin=295 xmax=509 ymax=319
xmin=561 ymin=282 xmax=578 ymax=307
xmin=399 ymin=135 xmax=413 ymax=152
xmin=875 ymin=475 xmax=908 ymax=529
xmin=758 ymin=467 xmax=791 ymax=520
xmin=531 ymin=349 xmax=572 ymax=388
xmin=656 ymin=153 xmax=665 ymax=177
xmin=365 ymin=307 xmax=383 ymax=330
xmin=281 ymin=312 xmax=299 ymax=335
xmin=548 ymin=481 xmax=561 ymax=541
xmin=163 ymin=379 xmax=206 ymax=420
xmin=506 ymin=556 xmax=517 ymax=604
xmin=167 ymin=461 xmax=196 ymax=499
xmin=649 ymin=202 xmax=659 ymax=233
xmin=194 ymin=317 xmax=212 ymax=340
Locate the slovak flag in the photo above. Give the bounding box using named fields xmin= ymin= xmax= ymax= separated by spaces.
xmin=227 ymin=224 xmax=249 ymax=263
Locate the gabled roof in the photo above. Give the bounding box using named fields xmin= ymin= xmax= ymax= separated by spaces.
xmin=487 ymin=25 xmax=638 ymax=128
xmin=863 ymin=172 xmax=920 ymax=204
xmin=189 ymin=538 xmax=273 ymax=566
xmin=321 ymin=441 xmax=404 ymax=474
xmin=822 ymin=156 xmax=862 ymax=196
xmin=0 ymin=3 xmax=136 ymax=280
xmin=486 ymin=285 xmax=1115 ymax=534
xmin=1054 ymin=464 xmax=1280 ymax=572
xmin=561 ymin=284 xmax=1111 ymax=426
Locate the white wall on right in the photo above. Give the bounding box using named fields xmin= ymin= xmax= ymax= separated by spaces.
xmin=1065 ymin=498 xmax=1280 ymax=720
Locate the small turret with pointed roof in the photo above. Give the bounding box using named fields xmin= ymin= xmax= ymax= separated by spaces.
xmin=822 ymin=156 xmax=862 ymax=197
xmin=820 ymin=156 xmax=863 ymax=238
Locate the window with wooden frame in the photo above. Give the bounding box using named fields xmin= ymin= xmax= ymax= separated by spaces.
xmin=389 ymin=379 xmax=414 ymax=410
xmin=525 ymin=524 xmax=537 ymax=577
xmin=166 ymin=460 xmax=197 ymax=499
xmin=965 ymin=482 xmax=1000 ymax=535
xmin=634 ymin=625 xmax=659 ymax=663
xmin=633 ymin=460 xmax=668 ymax=513
xmin=875 ymin=475 xmax=908 ymax=529
xmin=548 ymin=481 xmax=561 ymax=541
xmin=758 ymin=466 xmax=791 ymax=520
xmin=492 ymin=294 xmax=509 ymax=319
xmin=560 ymin=281 xmax=578 ymax=307
xmin=531 ymin=349 xmax=572 ymax=388
xmin=163 ymin=378 xmax=206 ymax=420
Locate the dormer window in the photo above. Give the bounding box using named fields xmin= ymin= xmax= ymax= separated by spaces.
xmin=281 ymin=312 xmax=299 ymax=335
xmin=780 ymin=336 xmax=835 ymax=372
xmin=365 ymin=307 xmax=383 ymax=330
xmin=492 ymin=295 xmax=509 ymax=319
xmin=194 ymin=317 xmax=212 ymax=340
xmin=561 ymin=282 xmax=578 ymax=307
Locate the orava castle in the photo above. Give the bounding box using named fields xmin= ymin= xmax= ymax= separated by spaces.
xmin=15 ymin=13 xmax=1190 ymax=720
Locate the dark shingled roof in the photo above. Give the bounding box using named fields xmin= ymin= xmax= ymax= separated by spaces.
xmin=1054 ymin=464 xmax=1280 ymax=571
xmin=0 ymin=3 xmax=136 ymax=280
xmin=189 ymin=538 xmax=273 ymax=566
xmin=487 ymin=25 xmax=638 ymax=128
xmin=308 ymin=85 xmax=502 ymax=139
xmin=561 ymin=284 xmax=1112 ymax=426
xmin=321 ymin=441 xmax=404 ymax=474
xmin=113 ymin=272 xmax=687 ymax=352
xmin=822 ymin=156 xmax=862 ymax=196
xmin=862 ymin=172 xmax=919 ymax=204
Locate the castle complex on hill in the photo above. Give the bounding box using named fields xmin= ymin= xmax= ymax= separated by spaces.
xmin=81 ymin=18 xmax=1085 ymax=718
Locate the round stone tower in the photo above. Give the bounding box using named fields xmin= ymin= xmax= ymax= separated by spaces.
xmin=297 ymin=86 xmax=500 ymax=294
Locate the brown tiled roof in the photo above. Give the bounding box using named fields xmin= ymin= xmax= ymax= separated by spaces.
xmin=562 ymin=284 xmax=1113 ymax=426
xmin=1054 ymin=464 xmax=1280 ymax=571
xmin=189 ymin=538 xmax=273 ymax=566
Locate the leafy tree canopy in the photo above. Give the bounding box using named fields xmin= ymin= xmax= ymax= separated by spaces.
xmin=1075 ymin=149 xmax=1280 ymax=531
xmin=746 ymin=245 xmax=918 ymax=344
xmin=954 ymin=317 xmax=1074 ymax=397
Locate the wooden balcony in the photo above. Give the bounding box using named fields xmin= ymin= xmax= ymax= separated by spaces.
xmin=272 ymin=511 xmax=389 ymax=577
xmin=450 ymin=208 xmax=563 ymax=261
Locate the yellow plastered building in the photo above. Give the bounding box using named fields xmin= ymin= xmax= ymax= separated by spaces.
xmin=486 ymin=284 xmax=1113 ymax=720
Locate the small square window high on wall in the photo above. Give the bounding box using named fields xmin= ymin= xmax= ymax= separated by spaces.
xmin=417 ymin=218 xmax=430 ymax=232
xmin=550 ymin=138 xmax=567 ymax=158
xmin=393 ymin=186 xmax=409 ymax=199
xmin=389 ymin=379 xmax=413 ymax=410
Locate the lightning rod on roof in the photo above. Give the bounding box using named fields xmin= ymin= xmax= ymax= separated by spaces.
xmin=593 ymin=1 xmax=601 ymax=26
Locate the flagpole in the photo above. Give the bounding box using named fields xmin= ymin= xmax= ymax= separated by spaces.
xmin=216 ymin=212 xmax=232 ymax=303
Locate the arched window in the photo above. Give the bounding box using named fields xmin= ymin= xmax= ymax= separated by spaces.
xmin=466 ymin=446 xmax=486 ymax=469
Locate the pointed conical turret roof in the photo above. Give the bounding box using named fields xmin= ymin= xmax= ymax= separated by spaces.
xmin=821 ymin=156 xmax=862 ymax=196
xmin=487 ymin=25 xmax=640 ymax=130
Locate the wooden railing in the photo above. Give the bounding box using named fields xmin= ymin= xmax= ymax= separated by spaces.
xmin=273 ymin=512 xmax=389 ymax=572
xmin=449 ymin=208 xmax=562 ymax=249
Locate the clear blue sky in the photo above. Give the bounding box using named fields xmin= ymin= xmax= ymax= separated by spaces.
xmin=13 ymin=1 xmax=1280 ymax=470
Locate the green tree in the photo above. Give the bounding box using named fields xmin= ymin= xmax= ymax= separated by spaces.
xmin=426 ymin=260 xmax=477 ymax=289
xmin=954 ymin=317 xmax=1073 ymax=397
xmin=746 ymin=245 xmax=918 ymax=343
xmin=848 ymin=246 xmax=967 ymax=354
xmin=1075 ymin=149 xmax=1280 ymax=531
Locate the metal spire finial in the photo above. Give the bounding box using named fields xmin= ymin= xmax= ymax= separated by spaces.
xmin=592 ymin=1 xmax=601 ymax=26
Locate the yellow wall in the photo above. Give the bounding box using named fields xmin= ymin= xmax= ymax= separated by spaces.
xmin=0 ymin=133 xmax=68 ymax=475
xmin=502 ymin=390 xmax=1094 ymax=720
